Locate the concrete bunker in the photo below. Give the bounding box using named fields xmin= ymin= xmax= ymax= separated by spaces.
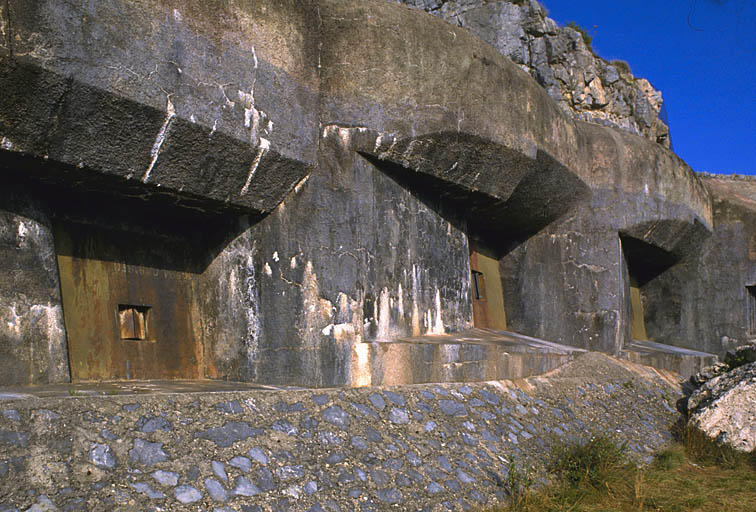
xmin=0 ymin=0 xmax=724 ymax=390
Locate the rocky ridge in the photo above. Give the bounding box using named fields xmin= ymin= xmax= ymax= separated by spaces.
xmin=396 ymin=0 xmax=671 ymax=147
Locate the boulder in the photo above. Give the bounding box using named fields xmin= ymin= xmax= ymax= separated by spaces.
xmin=686 ymin=361 xmax=756 ymax=453
xmin=724 ymin=343 xmax=756 ymax=368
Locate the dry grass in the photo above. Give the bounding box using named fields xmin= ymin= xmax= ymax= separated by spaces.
xmin=489 ymin=427 xmax=756 ymax=512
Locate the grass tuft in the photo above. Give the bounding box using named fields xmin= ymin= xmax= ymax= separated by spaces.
xmin=611 ymin=59 xmax=633 ymax=75
xmin=565 ymin=21 xmax=593 ymax=49
xmin=550 ymin=434 xmax=629 ymax=487
xmin=486 ymin=428 xmax=756 ymax=512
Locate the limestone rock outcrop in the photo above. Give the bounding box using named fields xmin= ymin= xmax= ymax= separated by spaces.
xmin=397 ymin=0 xmax=671 ymax=147
xmin=686 ymin=362 xmax=756 ymax=452
xmin=681 ymin=344 xmax=756 ymax=452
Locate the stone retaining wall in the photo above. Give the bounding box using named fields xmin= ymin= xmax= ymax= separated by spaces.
xmin=0 ymin=353 xmax=680 ymax=511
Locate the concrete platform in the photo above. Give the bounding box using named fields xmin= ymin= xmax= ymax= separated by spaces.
xmin=0 ymin=380 xmax=293 ymax=400
xmin=361 ymin=328 xmax=587 ymax=386
xmin=620 ymin=339 xmax=718 ymax=378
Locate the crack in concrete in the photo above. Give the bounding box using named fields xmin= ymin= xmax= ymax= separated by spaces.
xmin=42 ymin=76 xmax=73 ymax=155
xmin=3 ymin=0 xmax=12 ymax=57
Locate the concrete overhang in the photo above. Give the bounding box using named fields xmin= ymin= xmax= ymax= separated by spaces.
xmin=317 ymin=0 xmax=713 ymax=236
xmin=0 ymin=0 xmax=713 ymax=234
xmin=0 ymin=0 xmax=319 ymax=216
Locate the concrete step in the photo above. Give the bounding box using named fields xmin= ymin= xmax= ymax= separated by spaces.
xmin=620 ymin=339 xmax=718 ymax=378
xmin=359 ymin=328 xmax=586 ymax=386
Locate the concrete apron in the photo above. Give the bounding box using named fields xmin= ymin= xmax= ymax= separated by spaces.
xmin=0 ymin=329 xmax=712 ymax=398
xmin=360 ymin=328 xmax=588 ymax=386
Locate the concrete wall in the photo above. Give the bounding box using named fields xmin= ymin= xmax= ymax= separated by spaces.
xmin=499 ymin=123 xmax=711 ymax=354
xmin=644 ymin=175 xmax=756 ymax=357
xmin=1 ymin=0 xmax=317 ymax=214
xmin=0 ymin=183 xmax=69 ymax=385
xmin=201 ymin=128 xmax=474 ymax=386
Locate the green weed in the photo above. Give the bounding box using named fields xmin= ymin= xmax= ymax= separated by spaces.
xmin=485 ymin=428 xmax=756 ymax=512
xmin=565 ymin=21 xmax=593 ymax=48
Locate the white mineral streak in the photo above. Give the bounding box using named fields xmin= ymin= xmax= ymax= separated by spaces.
xmin=411 ymin=265 xmax=421 ymax=336
xmin=397 ymin=283 xmax=404 ymax=319
xmin=302 ymin=261 xmax=331 ymax=347
xmin=432 ymin=288 xmax=446 ymax=335
xmin=16 ymin=221 xmax=27 ymax=246
xmin=243 ymin=254 xmax=261 ymax=364
xmin=31 ymin=303 xmax=68 ymax=381
xmin=216 ymin=266 xmax=240 ymax=363
xmin=143 ymin=97 xmax=176 ymax=182
xmin=238 ymin=46 xmax=275 ymax=196
xmin=240 ymin=137 xmax=269 ymax=195
xmin=4 ymin=302 xmax=21 ymax=337
xmin=352 ymin=342 xmax=372 ymax=387
xmin=375 ymin=287 xmax=392 ymax=341
xmin=293 ymin=175 xmax=310 ymax=195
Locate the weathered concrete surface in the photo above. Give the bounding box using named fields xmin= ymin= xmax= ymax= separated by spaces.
xmin=363 ymin=328 xmax=586 ymax=386
xmin=398 ymin=0 xmax=671 ymax=147
xmin=1 ymin=0 xmax=317 ymax=214
xmin=205 ymin=126 xmax=476 ymax=386
xmin=252 ymin=0 xmax=711 ymax=383
xmin=621 ymin=339 xmax=718 ymax=378
xmin=499 ymin=122 xmax=711 ymax=355
xmin=0 ymin=184 xmax=69 ymax=385
xmin=0 ymin=353 xmax=680 ymax=511
xmin=643 ymin=174 xmax=756 ymax=358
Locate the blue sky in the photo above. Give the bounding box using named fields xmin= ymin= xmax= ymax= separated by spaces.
xmin=542 ymin=0 xmax=755 ymax=175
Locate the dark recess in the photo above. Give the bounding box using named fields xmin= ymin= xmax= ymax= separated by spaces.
xmin=1 ymin=152 xmax=256 ymax=273
xmin=360 ymin=151 xmax=588 ymax=257
xmin=619 ymin=233 xmax=679 ymax=286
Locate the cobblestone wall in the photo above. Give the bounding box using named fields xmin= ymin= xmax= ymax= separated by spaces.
xmin=0 ymin=354 xmax=680 ymax=511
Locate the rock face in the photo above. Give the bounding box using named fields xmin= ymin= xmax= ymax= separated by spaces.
xmin=687 ymin=361 xmax=756 ymax=452
xmin=681 ymin=344 xmax=756 ymax=452
xmin=398 ymin=0 xmax=670 ymax=147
